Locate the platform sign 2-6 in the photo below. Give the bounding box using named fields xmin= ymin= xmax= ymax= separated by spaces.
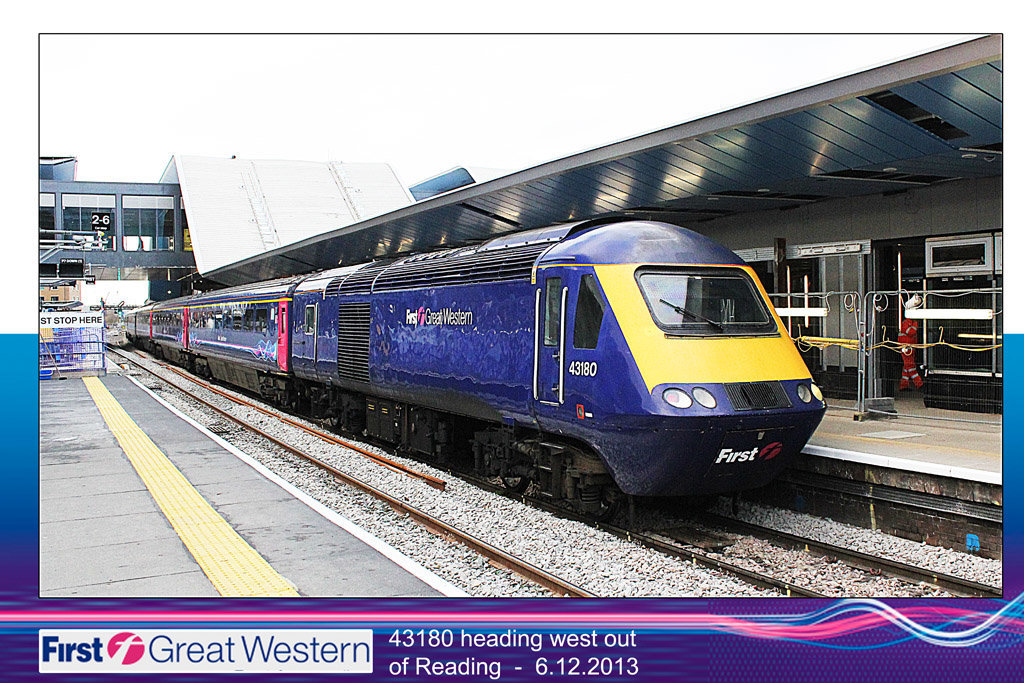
xmin=90 ymin=211 xmax=112 ymax=229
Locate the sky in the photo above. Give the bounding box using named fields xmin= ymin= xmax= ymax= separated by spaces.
xmin=40 ymin=34 xmax=978 ymax=188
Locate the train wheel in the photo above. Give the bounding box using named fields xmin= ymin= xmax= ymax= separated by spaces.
xmin=500 ymin=476 xmax=530 ymax=494
xmin=591 ymin=489 xmax=621 ymax=523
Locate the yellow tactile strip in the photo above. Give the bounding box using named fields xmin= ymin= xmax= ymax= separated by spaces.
xmin=82 ymin=376 xmax=299 ymax=597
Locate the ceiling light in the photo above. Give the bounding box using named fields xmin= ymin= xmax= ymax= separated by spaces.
xmin=775 ymin=307 xmax=828 ymax=318
xmin=904 ymin=308 xmax=994 ymax=320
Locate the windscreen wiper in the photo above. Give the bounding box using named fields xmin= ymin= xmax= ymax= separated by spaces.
xmin=659 ymin=299 xmax=723 ymax=331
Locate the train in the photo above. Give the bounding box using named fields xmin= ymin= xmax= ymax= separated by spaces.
xmin=126 ymin=218 xmax=826 ymax=516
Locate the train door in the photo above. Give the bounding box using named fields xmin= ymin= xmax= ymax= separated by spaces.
xmin=534 ymin=271 xmax=568 ymax=408
xmin=293 ymin=298 xmax=319 ymax=379
xmin=276 ymin=300 xmax=290 ymax=372
xmin=182 ymin=306 xmax=190 ymax=349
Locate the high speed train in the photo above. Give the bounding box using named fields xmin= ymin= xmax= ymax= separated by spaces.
xmin=127 ymin=219 xmax=825 ymax=515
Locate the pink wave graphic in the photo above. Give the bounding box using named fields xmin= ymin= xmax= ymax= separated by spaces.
xmin=2 ymin=596 xmax=1022 ymax=647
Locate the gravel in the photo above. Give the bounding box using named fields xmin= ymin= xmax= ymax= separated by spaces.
xmin=709 ymin=498 xmax=1002 ymax=588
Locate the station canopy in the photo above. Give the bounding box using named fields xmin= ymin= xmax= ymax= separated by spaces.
xmin=204 ymin=35 xmax=1001 ymax=286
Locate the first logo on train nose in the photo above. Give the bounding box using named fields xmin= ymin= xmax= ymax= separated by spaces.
xmin=715 ymin=441 xmax=783 ymax=464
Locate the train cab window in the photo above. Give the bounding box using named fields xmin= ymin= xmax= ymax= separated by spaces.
xmin=243 ymin=308 xmax=254 ymax=331
xmin=304 ymin=305 xmax=316 ymax=335
xmin=573 ymin=274 xmax=605 ymax=349
xmin=544 ymin=278 xmax=562 ymax=346
xmin=255 ymin=309 xmax=268 ymax=334
xmin=636 ymin=268 xmax=776 ymax=336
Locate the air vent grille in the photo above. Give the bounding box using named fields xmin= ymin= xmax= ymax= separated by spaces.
xmin=374 ymin=243 xmax=548 ymax=292
xmin=725 ymin=381 xmax=792 ymax=411
xmin=334 ymin=261 xmax=394 ymax=296
xmin=338 ymin=302 xmax=371 ymax=383
xmin=324 ymin=276 xmax=347 ymax=297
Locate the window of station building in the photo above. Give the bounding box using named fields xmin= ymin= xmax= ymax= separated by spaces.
xmin=122 ymin=196 xmax=174 ymax=251
xmin=573 ymin=274 xmax=605 ymax=350
xmin=61 ymin=194 xmax=115 ymax=250
xmin=39 ymin=193 xmax=56 ymax=241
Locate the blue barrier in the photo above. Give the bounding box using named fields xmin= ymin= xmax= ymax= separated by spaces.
xmin=39 ymin=326 xmax=106 ymax=377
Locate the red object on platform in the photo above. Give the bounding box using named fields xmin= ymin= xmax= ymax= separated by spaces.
xmin=897 ymin=318 xmax=923 ymax=390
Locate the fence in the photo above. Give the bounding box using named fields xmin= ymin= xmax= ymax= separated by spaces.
xmin=39 ymin=313 xmax=107 ymax=379
xmin=770 ymin=286 xmax=1002 ymax=425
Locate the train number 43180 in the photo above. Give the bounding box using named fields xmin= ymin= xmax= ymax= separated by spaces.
xmin=567 ymin=360 xmax=598 ymax=377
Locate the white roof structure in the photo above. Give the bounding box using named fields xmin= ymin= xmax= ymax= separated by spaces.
xmin=162 ymin=155 xmax=413 ymax=274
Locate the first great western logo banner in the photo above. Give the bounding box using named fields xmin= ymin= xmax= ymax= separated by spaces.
xmin=39 ymin=629 xmax=373 ymax=674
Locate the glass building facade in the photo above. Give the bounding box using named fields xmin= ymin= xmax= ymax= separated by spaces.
xmin=122 ymin=195 xmax=174 ymax=251
xmin=60 ymin=194 xmax=116 ymax=250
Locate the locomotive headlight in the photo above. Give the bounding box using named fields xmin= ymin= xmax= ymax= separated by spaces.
xmin=810 ymin=383 xmax=824 ymax=401
xmin=662 ymin=388 xmax=692 ymax=409
xmin=797 ymin=383 xmax=813 ymax=403
xmin=691 ymin=387 xmax=717 ymax=409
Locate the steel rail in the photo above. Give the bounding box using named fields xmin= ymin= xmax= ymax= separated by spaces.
xmin=108 ymin=348 xmax=594 ymax=598
xmin=698 ymin=512 xmax=1002 ymax=599
xmin=111 ymin=346 xmax=445 ymax=491
xmin=161 ymin=359 xmax=447 ymax=491
xmin=459 ymin=474 xmax=826 ymax=598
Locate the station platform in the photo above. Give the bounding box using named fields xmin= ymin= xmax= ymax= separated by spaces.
xmin=40 ymin=374 xmax=463 ymax=598
xmin=763 ymin=399 xmax=1003 ymax=558
xmin=806 ymin=399 xmax=1001 ymax=485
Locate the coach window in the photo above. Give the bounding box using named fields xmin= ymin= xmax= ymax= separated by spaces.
xmin=243 ymin=308 xmax=254 ymax=331
xmin=255 ymin=309 xmax=268 ymax=334
xmin=304 ymin=305 xmax=316 ymax=335
xmin=232 ymin=310 xmax=243 ymax=330
xmin=544 ymin=277 xmax=562 ymax=346
xmin=573 ymin=274 xmax=605 ymax=350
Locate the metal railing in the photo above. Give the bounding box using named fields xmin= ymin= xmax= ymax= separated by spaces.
xmin=770 ymin=287 xmax=1002 ymax=425
xmin=39 ymin=327 xmax=106 ymax=379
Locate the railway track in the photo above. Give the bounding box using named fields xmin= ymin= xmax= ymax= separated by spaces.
xmin=696 ymin=512 xmax=1001 ymax=599
xmin=458 ymin=474 xmax=827 ymax=598
xmin=460 ymin=473 xmax=1002 ymax=599
xmin=108 ymin=346 xmax=593 ymax=598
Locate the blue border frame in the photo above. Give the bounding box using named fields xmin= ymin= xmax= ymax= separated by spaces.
xmin=12 ymin=333 xmax=1021 ymax=680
